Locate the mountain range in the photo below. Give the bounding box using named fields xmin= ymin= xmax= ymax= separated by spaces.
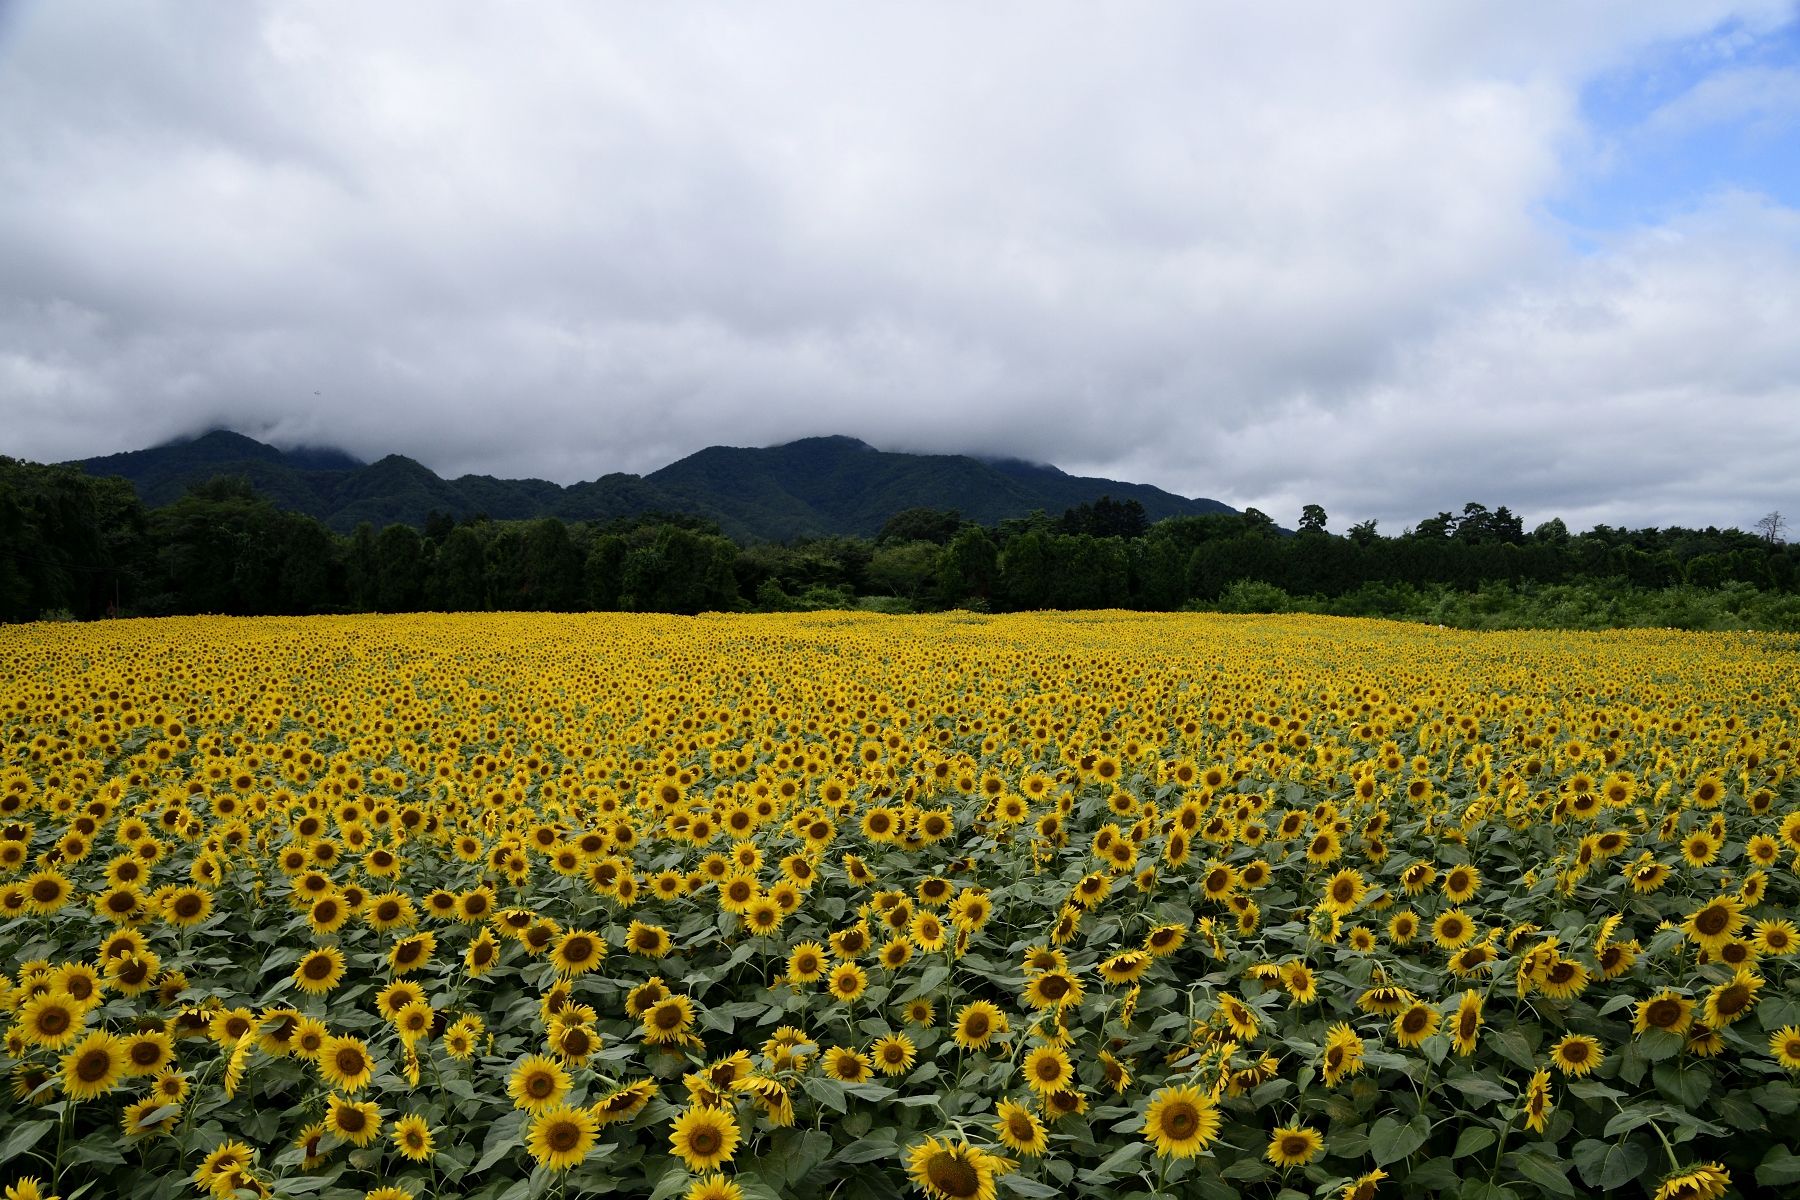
xmin=71 ymin=429 xmax=1235 ymax=542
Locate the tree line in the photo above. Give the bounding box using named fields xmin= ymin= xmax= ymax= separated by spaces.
xmin=3 ymin=457 xmax=1796 ymax=630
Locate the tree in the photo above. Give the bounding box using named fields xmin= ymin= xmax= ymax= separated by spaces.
xmin=374 ymin=524 xmax=425 ymax=612
xmin=435 ymin=526 xmax=488 ymax=611
xmin=1755 ymin=511 xmax=1787 ymax=545
xmin=1346 ymin=518 xmax=1380 ymax=547
xmin=1298 ymin=504 xmax=1329 ymax=535
xmin=936 ymin=527 xmax=997 ymax=606
xmin=877 ymin=508 xmax=964 ymax=546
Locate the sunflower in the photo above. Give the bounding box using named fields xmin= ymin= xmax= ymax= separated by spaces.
xmin=1011 ymin=969 xmax=1078 ymax=1015
xmin=508 ymin=1053 xmax=571 ymax=1112
xmin=1321 ymin=868 xmax=1366 ymax=914
xmin=1340 ymin=1168 xmax=1389 ymax=1200
xmin=390 ymin=1113 xmax=435 ymax=1162
xmin=1537 ymin=958 xmax=1590 ymax=1001
xmin=551 ymin=929 xmax=606 ymax=975
xmin=318 ymin=1035 xmax=375 ymax=1092
xmin=527 ymin=1104 xmax=598 ymax=1172
xmin=293 ymin=947 xmax=345 ymax=996
xmin=906 ymin=1136 xmax=1005 ymax=1200
xmin=879 ymin=937 xmax=915 ymax=971
xmin=1440 ymin=864 xmax=1480 ymax=903
xmin=1451 ymin=990 xmax=1484 ymax=1056
xmin=827 ymin=962 xmax=869 ymax=1004
xmin=1757 ymin=1024 xmax=1800 ymax=1073
xmin=1143 ymin=922 xmax=1186 ymax=957
xmin=784 ymin=942 xmax=827 ymax=984
xmin=161 ymin=881 xmax=211 ymax=928
xmin=17 ymin=992 xmax=85 ymax=1050
xmin=376 ymin=980 xmax=426 ymax=1021
xmin=1393 ymin=1001 xmax=1440 ymax=1049
xmin=594 ymin=1079 xmax=658 ymax=1126
xmin=1266 ymin=1124 xmax=1324 ymax=1168
xmin=670 ymin=1104 xmax=740 ymax=1172
xmin=1322 ymin=1023 xmax=1365 ymax=1086
xmin=743 ymin=897 xmax=784 ymax=937
xmin=1281 ymin=961 xmax=1319 ymax=1004
xmin=1431 ymin=910 xmax=1477 ymax=950
xmin=1753 ymin=919 xmax=1797 ymax=957
xmin=60 ymin=1030 xmax=125 ymax=1101
xmin=194 ymin=1141 xmax=256 ymax=1191
xmin=120 ymin=1029 xmax=173 ymax=1076
xmin=1386 ymin=909 xmax=1419 ymax=945
xmin=1549 ymin=1034 xmax=1603 ymax=1077
xmin=1522 ymin=1068 xmax=1553 ymax=1133
xmin=824 ymin=1046 xmax=872 ymax=1084
xmin=325 ymin=1093 xmax=382 ymax=1147
xmin=1022 ymin=1045 xmax=1073 ymax=1095
xmin=642 ymin=996 xmax=697 ymax=1044
xmin=122 ymin=1094 xmax=180 ymax=1138
xmin=1682 ymin=895 xmax=1747 ymax=953
xmin=23 ymin=868 xmax=71 ymax=914
xmin=1142 ymin=1084 xmax=1221 ymax=1158
xmin=994 ymin=1100 xmax=1047 ymax=1156
xmin=1216 ymin=993 xmax=1259 ymax=1041
xmin=388 ymin=932 xmax=436 ymax=975
xmin=952 ymin=1001 xmax=1008 ymax=1051
xmin=1649 ymin=1163 xmax=1731 ymax=1200
xmin=684 ymin=1175 xmax=744 ymax=1200
xmin=1703 ymin=969 xmax=1762 ymax=1027
xmin=871 ymin=1033 xmax=916 ymax=1076
xmin=1634 ymin=991 xmax=1694 ymax=1036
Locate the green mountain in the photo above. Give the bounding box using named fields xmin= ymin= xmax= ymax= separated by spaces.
xmin=70 ymin=429 xmax=1235 ymax=540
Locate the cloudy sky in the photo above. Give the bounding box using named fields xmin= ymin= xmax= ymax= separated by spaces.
xmin=3 ymin=2 xmax=1797 ymax=534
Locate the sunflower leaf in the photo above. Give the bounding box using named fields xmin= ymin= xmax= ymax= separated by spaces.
xmin=0 ymin=1120 xmax=54 ymax=1165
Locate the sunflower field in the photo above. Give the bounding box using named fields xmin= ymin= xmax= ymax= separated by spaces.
xmin=1 ymin=612 xmax=1797 ymax=1200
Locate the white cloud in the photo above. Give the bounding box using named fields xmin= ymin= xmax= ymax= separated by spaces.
xmin=0 ymin=1 xmax=1795 ymax=533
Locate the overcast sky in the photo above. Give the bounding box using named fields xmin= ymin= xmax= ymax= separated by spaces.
xmin=3 ymin=2 xmax=1798 ymax=534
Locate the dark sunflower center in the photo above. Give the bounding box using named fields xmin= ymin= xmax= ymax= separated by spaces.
xmin=76 ymin=1049 xmax=112 ymax=1082
xmin=1163 ymin=1104 xmax=1198 ymax=1138
xmin=690 ymin=1127 xmax=720 ymax=1156
xmin=926 ymin=1152 xmax=980 ymax=1199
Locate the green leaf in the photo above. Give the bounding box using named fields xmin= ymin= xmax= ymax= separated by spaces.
xmin=1652 ymin=1063 xmax=1709 ymax=1111
xmin=900 ymin=965 xmax=950 ymax=1002
xmin=999 ymin=1176 xmax=1064 ymax=1198
xmin=1637 ymin=1030 xmax=1684 ymax=1063
xmin=1566 ymin=1080 xmax=1626 ymax=1103
xmin=731 ymin=1175 xmax=787 ymax=1200
xmin=1488 ymin=1029 xmax=1536 ymax=1072
xmin=1714 ymin=1093 xmax=1766 ymax=1132
xmin=0 ymin=1120 xmax=54 ymax=1165
xmin=1452 ymin=1127 xmax=1496 ymax=1158
xmin=472 ymin=1110 xmax=525 ymax=1174
xmin=1758 ymin=1145 xmax=1800 ymax=1188
xmin=838 ymin=1137 xmax=899 ymax=1165
xmin=1510 ymin=1150 xmax=1576 ymax=1197
xmin=1446 ymin=1074 xmax=1513 ymax=1104
xmin=1572 ymin=1138 xmax=1648 ymax=1189
xmin=1407 ymin=1157 xmax=1460 ymax=1190
xmin=1087 ymin=1140 xmax=1149 ymax=1181
xmin=1220 ymin=1156 xmax=1271 ymax=1181
xmin=647 ymin=1160 xmax=690 ymax=1200
xmin=1369 ymin=1114 xmax=1429 ymax=1166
